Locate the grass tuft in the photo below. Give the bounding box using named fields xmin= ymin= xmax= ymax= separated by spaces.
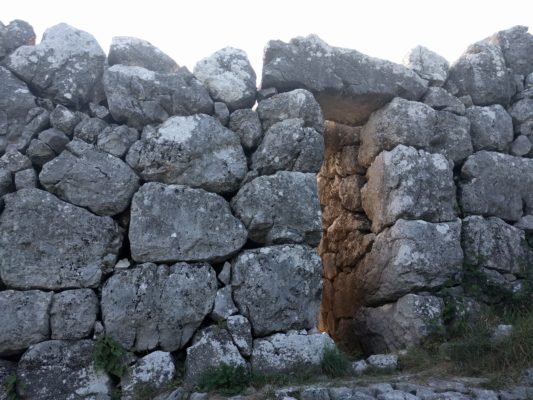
xmin=320 ymin=346 xmax=351 ymax=378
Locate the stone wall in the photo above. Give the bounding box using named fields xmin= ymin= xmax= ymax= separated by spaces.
xmin=0 ymin=19 xmax=532 ymax=399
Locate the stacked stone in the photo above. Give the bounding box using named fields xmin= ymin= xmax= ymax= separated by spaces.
xmin=0 ymin=21 xmax=332 ymax=399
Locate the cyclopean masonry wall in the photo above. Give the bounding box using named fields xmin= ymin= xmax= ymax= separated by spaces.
xmin=0 ymin=19 xmax=532 ymax=399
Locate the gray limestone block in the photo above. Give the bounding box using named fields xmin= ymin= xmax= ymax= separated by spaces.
xmin=193 ymin=47 xmax=256 ymax=111
xmin=14 ymin=168 xmax=37 ymax=190
xmin=108 ymin=36 xmax=179 ymax=73
xmin=0 ymin=359 xmax=17 ymax=400
xmin=213 ymin=101 xmax=230 ymax=126
xmin=0 ymin=188 xmax=123 ymax=290
xmin=231 ymin=244 xmax=322 ymax=336
xmin=209 ymin=286 xmax=238 ymax=322
xmin=0 ymin=168 xmax=13 ymax=197
xmin=26 ymin=139 xmax=55 ymax=167
xmin=228 ymin=108 xmax=263 ymax=150
xmin=0 ymin=290 xmax=52 ymax=356
xmin=39 ymin=139 xmax=140 ymax=216
xmin=102 ymin=262 xmax=217 ymax=352
xmin=0 ymin=149 xmax=31 ymax=173
xmin=38 ymin=128 xmax=70 ymax=154
xmin=361 ymin=145 xmax=458 ymax=233
xmin=5 ymin=23 xmax=106 ymax=109
xmin=262 ymin=34 xmax=427 ymax=125
xmin=104 ymin=64 xmax=213 ymax=129
xmin=511 ymin=135 xmax=532 ymax=156
xmin=403 ymin=45 xmax=449 ymax=86
xmin=487 ymin=25 xmax=533 ymax=76
xmin=17 ymin=340 xmax=112 ymax=400
xmin=129 ymin=182 xmax=247 ymax=263
xmin=50 ymin=289 xmax=98 ymax=340
xmin=422 ymin=87 xmax=465 ymax=115
xmin=466 ymin=105 xmax=514 ymax=152
xmin=126 ymin=114 xmax=247 ymax=194
xmin=231 ymin=171 xmax=322 ymax=245
xmin=73 ymin=117 xmax=109 ymax=144
xmin=226 ymin=315 xmax=253 ymax=357
xmin=2 ymin=19 xmax=35 ymax=55
xmin=49 ymin=104 xmax=81 ymax=136
xmin=96 ymin=124 xmax=139 ymax=159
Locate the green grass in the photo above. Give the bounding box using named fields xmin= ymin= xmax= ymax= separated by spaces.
xmin=197 ymin=363 xmax=250 ymax=396
xmin=320 ymin=346 xmax=351 ymax=378
xmin=3 ymin=373 xmax=18 ymax=400
xmin=93 ymin=335 xmax=129 ymax=379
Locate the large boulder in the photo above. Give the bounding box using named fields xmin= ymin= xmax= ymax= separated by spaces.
xmin=17 ymin=340 xmax=112 ymax=400
xmin=459 ymin=152 xmax=533 ymax=221
xmin=126 ymin=114 xmax=247 ymax=193
xmin=108 ymin=36 xmax=179 ymax=73
xmin=361 ymin=145 xmax=458 ymax=233
xmin=193 ymin=47 xmax=256 ymax=110
xmin=231 ymin=171 xmax=321 ymax=245
xmin=487 ymin=25 xmax=533 ymax=76
xmin=403 ymin=45 xmax=449 ymax=86
xmin=101 ymin=262 xmax=217 ymax=351
xmin=0 ymin=189 xmax=122 ymax=290
xmin=353 ymin=294 xmax=444 ymax=354
xmin=358 ymin=97 xmax=472 ymax=167
xmin=228 ymin=109 xmax=263 ymax=150
xmin=0 ymin=19 xmax=35 ymax=58
xmin=50 ymin=289 xmax=98 ymax=340
xmin=356 ymin=219 xmax=463 ymax=305
xmin=39 ymin=140 xmax=140 ymax=216
xmin=466 ymin=105 xmax=514 ymax=152
xmin=0 ymin=290 xmax=52 ymax=356
xmin=96 ymin=124 xmax=139 ymax=159
xmin=444 ymin=41 xmax=514 ymax=106
xmin=129 ymin=182 xmax=247 ymax=263
xmin=104 ymin=65 xmax=213 ymax=128
xmin=5 ymin=23 xmax=106 ymax=108
xmin=231 ymin=245 xmax=322 ymax=336
xmin=251 ymin=332 xmax=335 ymax=374
xmin=262 ymin=35 xmax=427 ymax=125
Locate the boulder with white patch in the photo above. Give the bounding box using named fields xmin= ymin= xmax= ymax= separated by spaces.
xmin=466 ymin=105 xmax=514 ymax=152
xmin=403 ymin=45 xmax=449 ymax=86
xmin=50 ymin=289 xmax=98 ymax=340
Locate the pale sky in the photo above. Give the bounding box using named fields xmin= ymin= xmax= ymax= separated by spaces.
xmin=3 ymin=0 xmax=533 ymax=80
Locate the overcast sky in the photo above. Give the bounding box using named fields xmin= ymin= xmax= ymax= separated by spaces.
xmin=3 ymin=0 xmax=533 ymax=79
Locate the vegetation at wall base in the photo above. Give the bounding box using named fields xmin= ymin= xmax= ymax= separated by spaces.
xmin=4 ymin=373 xmax=18 ymax=400
xmin=93 ymin=335 xmax=129 ymax=379
xmin=197 ymin=363 xmax=251 ymax=396
xmin=321 ymin=346 xmax=352 ymax=378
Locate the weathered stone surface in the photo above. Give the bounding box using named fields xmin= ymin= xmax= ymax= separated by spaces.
xmin=0 ymin=149 xmax=31 ymax=173
xmin=329 ymin=387 xmax=374 ymax=400
xmin=49 ymin=104 xmax=81 ymax=135
xmin=262 ymin=35 xmax=427 ymax=125
xmin=356 ymin=219 xmax=463 ymax=304
xmin=509 ymin=96 xmax=533 ymax=135
xmin=209 ymin=287 xmax=238 ymax=322
xmin=0 ymin=66 xmax=37 ymax=154
xmin=511 ymin=135 xmax=532 ymax=156
xmin=354 ymin=294 xmax=444 ymax=353
xmin=444 ymin=41 xmax=514 ymax=106
xmin=361 ymin=145 xmax=458 ymax=233
xmin=184 ymin=326 xmax=247 ymax=384
xmin=194 ymin=47 xmax=256 ymax=110
xmin=459 ymin=151 xmax=533 ymax=221
xmin=38 ymin=128 xmax=70 ymax=153
xmin=0 ymin=359 xmax=16 ymax=400
xmin=339 ymin=175 xmax=365 ymax=212
xmin=515 ymin=215 xmax=533 ymax=232
xmin=231 ymin=171 xmax=321 ymax=245
xmin=358 ymin=98 xmax=472 ymax=167
xmin=213 ymin=101 xmax=230 ymax=125
xmin=40 ymin=140 xmax=140 ymax=216
xmin=108 ymin=36 xmax=178 ymax=73
xmin=0 ymin=19 xmax=35 ymax=56
xmin=121 ymin=351 xmax=176 ymax=400
xmin=231 ymin=245 xmax=322 ymax=336
xmin=0 ymin=169 xmax=12 ymax=197
xmin=96 ymin=124 xmax=139 ymax=158
xmin=6 ymin=23 xmax=106 ymax=108
xmin=251 ymin=118 xmax=324 ymax=175
xmin=488 ymin=25 xmax=533 ymax=76
xmin=26 ymin=139 xmax=55 ymax=166
xmin=0 ymin=290 xmax=52 ymax=356
xmin=73 ymin=117 xmax=108 ymax=144
xmin=228 ymin=109 xmax=263 ymax=150
xmin=89 ymin=102 xmax=112 ymax=122
xmin=403 ymin=45 xmax=449 ymax=86
xmin=102 ymin=262 xmax=217 ymax=352
xmin=422 ymin=87 xmax=465 ymax=115
xmin=126 ymin=115 xmax=246 ymax=193
xmin=256 ymin=89 xmax=324 ymax=133
xmin=251 ymin=332 xmax=335 ymax=373
xmin=129 ymin=182 xmax=247 ymax=263
xmin=227 ymin=315 xmax=253 ymax=357
xmin=0 ymin=189 xmax=122 ymax=290
xmin=17 ymin=340 xmax=112 ymax=400
xmin=104 ymin=65 xmax=213 ymax=129
xmin=466 ymin=105 xmax=514 ymax=152
xmin=14 ymin=168 xmax=37 ymax=189
xmin=50 ymin=289 xmax=98 ymax=340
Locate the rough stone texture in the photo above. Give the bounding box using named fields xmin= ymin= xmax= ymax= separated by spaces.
xmin=422 ymin=87 xmax=465 ymax=115
xmin=0 ymin=149 xmax=31 ymax=173
xmin=108 ymin=36 xmax=179 ymax=73
xmin=256 ymin=89 xmax=324 ymax=133
xmin=509 ymin=96 xmax=533 ymax=135
xmin=14 ymin=168 xmax=37 ymax=189
xmin=50 ymin=289 xmax=98 ymax=340
xmin=444 ymin=41 xmax=514 ymax=106
xmin=251 ymin=332 xmax=335 ymax=373
xmin=488 ymin=25 xmax=533 ymax=76
xmin=231 ymin=245 xmax=322 ymax=336
xmin=226 ymin=315 xmax=253 ymax=357
xmin=515 ymin=215 xmax=533 ymax=232
xmin=0 ymin=19 xmax=35 ymax=56
xmin=121 ymin=351 xmax=176 ymax=400
xmin=213 ymin=101 xmax=230 ymax=125
xmin=73 ymin=117 xmax=108 ymax=144
xmin=459 ymin=151 xmax=533 ymax=221
xmin=5 ymin=23 xmax=106 ymax=108
xmin=0 ymin=359 xmax=17 ymax=400
xmin=39 ymin=140 xmax=140 ymax=216
xmin=126 ymin=114 xmax=247 ymax=193
xmin=38 ymin=128 xmax=70 ymax=153
xmin=96 ymin=124 xmax=139 ymax=158
xmin=49 ymin=104 xmax=81 ymax=135
xmin=184 ymin=326 xmax=247 ymax=384
xmin=228 ymin=109 xmax=263 ymax=150
xmin=0 ymin=189 xmax=122 ymax=290
xmin=0 ymin=290 xmax=52 ymax=356
xmin=104 ymin=64 xmax=213 ymax=129
xmin=26 ymin=139 xmax=55 ymax=166
xmin=403 ymin=45 xmax=449 ymax=86
xmin=129 ymin=182 xmax=247 ymax=263
xmin=231 ymin=171 xmax=321 ymax=245
xmin=102 ymin=262 xmax=217 ymax=351
xmin=0 ymin=169 xmax=12 ymax=197
xmin=361 ymin=145 xmax=458 ymax=233
xmin=17 ymin=340 xmax=112 ymax=400
xmin=511 ymin=135 xmax=532 ymax=156
xmin=262 ymin=35 xmax=427 ymax=125
xmin=358 ymin=98 xmax=472 ymax=167
xmin=209 ymin=286 xmax=238 ymax=322
xmin=251 ymin=118 xmax=324 ymax=175
xmin=356 ymin=219 xmax=463 ymax=305
xmin=354 ymin=295 xmax=444 ymax=354
xmin=193 ymin=47 xmax=256 ymax=110
xmin=465 ymin=105 xmax=514 ymax=152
